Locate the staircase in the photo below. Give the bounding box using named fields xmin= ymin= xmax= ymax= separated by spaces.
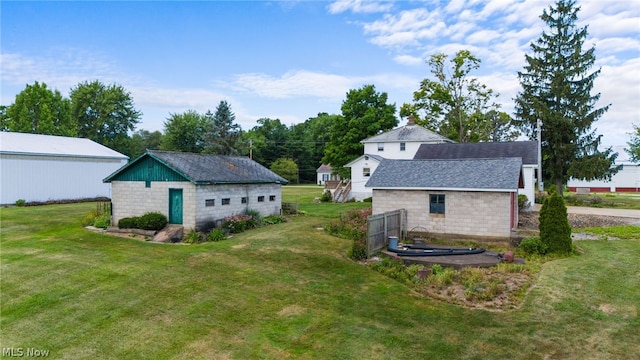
xmin=332 ymin=180 xmax=352 ymax=203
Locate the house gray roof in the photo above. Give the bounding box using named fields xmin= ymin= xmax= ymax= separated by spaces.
xmin=0 ymin=131 xmax=128 ymax=160
xmin=105 ymin=150 xmax=287 ymax=185
xmin=345 ymin=153 xmax=385 ymax=167
xmin=365 ymin=157 xmax=523 ymax=191
xmin=414 ymin=141 xmax=538 ymax=165
xmin=361 ymin=124 xmax=453 ymax=144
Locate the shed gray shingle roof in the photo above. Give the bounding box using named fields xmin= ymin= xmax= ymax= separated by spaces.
xmin=361 ymin=125 xmax=453 ymax=143
xmin=365 ymin=158 xmax=523 ymax=191
xmin=414 ymin=141 xmax=538 ymax=165
xmin=106 ymin=150 xmax=287 ymax=184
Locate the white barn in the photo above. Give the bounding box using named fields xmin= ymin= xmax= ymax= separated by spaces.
xmin=0 ymin=132 xmax=128 ymax=204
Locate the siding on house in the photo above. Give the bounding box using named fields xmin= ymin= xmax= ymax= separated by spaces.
xmin=0 ymin=132 xmax=128 ymax=204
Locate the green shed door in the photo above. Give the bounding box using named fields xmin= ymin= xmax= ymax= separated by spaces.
xmin=169 ymin=189 xmax=183 ymax=224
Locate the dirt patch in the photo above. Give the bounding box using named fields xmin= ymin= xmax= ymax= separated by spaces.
xmin=518 ymin=211 xmax=636 ymax=231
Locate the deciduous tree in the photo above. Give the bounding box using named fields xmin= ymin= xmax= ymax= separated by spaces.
xmin=514 ymin=0 xmax=619 ymax=194
xmin=323 ymin=85 xmax=397 ymax=178
xmin=161 ymin=110 xmax=209 ymax=153
xmin=4 ymin=81 xmax=75 ymax=136
xmin=406 ymin=50 xmax=505 ymax=142
xmin=70 ymin=80 xmax=141 ymax=153
xmin=626 ymin=124 xmax=640 ymax=163
xmin=270 ymin=158 xmax=298 ymax=184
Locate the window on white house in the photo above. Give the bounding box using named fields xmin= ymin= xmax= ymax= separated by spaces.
xmin=430 ymin=194 xmax=445 ymax=214
xmin=222 ymin=198 xmax=230 ymax=205
xmin=363 ymin=168 xmax=371 ymax=177
xmin=269 ymin=195 xmax=276 ymax=201
xmin=258 ymin=196 xmax=265 ymax=202
xmin=205 ymin=199 xmax=215 ymax=207
xmin=378 ymin=143 xmax=384 ymax=151
xmin=400 ymin=142 xmax=406 ymax=151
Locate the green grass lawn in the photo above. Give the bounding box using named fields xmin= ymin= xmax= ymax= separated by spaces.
xmin=1 ymin=194 xmax=639 ymax=359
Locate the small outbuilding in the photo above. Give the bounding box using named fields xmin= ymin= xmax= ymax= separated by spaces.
xmin=366 ymin=157 xmax=524 ymax=241
xmin=104 ymin=150 xmax=288 ymax=230
xmin=0 ymin=131 xmax=128 ymax=205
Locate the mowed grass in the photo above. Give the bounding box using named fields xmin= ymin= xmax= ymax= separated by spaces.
xmin=1 ymin=190 xmax=639 ymax=359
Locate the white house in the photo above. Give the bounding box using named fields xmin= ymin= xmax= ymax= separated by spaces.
xmin=413 ymin=141 xmax=538 ymax=208
xmin=345 ymin=117 xmax=453 ymax=200
xmin=0 ymin=132 xmax=128 ymax=204
xmin=316 ymin=164 xmax=340 ymax=185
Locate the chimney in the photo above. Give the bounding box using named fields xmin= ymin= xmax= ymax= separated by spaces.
xmin=407 ymin=115 xmax=415 ymax=125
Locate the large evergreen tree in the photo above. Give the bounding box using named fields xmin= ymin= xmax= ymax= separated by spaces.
xmin=4 ymin=81 xmax=75 ymax=136
xmin=323 ymin=84 xmax=397 ymax=178
xmin=514 ymin=0 xmax=619 ymax=194
xmin=203 ymin=100 xmax=242 ymax=155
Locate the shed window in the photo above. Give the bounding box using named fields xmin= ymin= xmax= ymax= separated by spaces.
xmin=378 ymin=143 xmax=384 ymax=151
xmin=145 ymin=180 xmax=151 ymax=188
xmin=363 ymin=167 xmax=371 ymax=177
xmin=269 ymin=195 xmax=276 ymax=201
xmin=258 ymin=196 xmax=265 ymax=202
xmin=430 ymin=194 xmax=445 ymax=214
xmin=205 ymin=199 xmax=215 ymax=207
xmin=400 ymin=142 xmax=406 ymax=151
xmin=222 ymin=198 xmax=230 ymax=205
xmin=241 ymin=197 xmax=248 ymax=204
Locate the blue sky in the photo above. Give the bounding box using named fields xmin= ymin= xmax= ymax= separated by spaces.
xmin=2 ymin=0 xmax=638 ymax=152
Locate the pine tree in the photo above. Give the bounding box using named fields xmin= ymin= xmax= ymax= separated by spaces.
xmin=514 ymin=0 xmax=619 ymax=194
xmin=538 ymin=192 xmax=572 ymax=254
xmin=203 ymin=100 xmax=241 ymax=155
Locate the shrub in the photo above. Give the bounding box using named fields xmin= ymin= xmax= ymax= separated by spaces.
xmin=263 ymin=215 xmax=286 ymax=225
xmin=539 ymin=193 xmax=572 ymax=254
xmin=518 ymin=237 xmax=548 ymax=256
xmin=223 ymin=214 xmax=252 ymax=233
xmin=118 ymin=217 xmax=139 ymax=229
xmin=206 ymin=229 xmax=227 ymax=242
xmin=15 ymin=199 xmax=26 ymax=207
xmin=137 ymin=212 xmax=168 ymax=230
xmin=349 ymin=240 xmax=367 ymax=260
xmin=243 ymin=208 xmax=262 ymax=229
xmin=362 ymin=197 xmax=372 ymax=202
xmin=182 ymin=230 xmax=203 ymax=244
xmin=320 ymin=190 xmax=333 ymax=203
xmin=518 ymin=194 xmax=530 ymax=210
xmin=534 ymin=192 xmax=548 ymax=204
xmin=81 ymin=210 xmax=99 ymax=227
xmin=93 ymin=214 xmax=111 ymax=229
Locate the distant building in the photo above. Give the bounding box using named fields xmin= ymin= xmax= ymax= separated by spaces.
xmin=0 ymin=132 xmax=128 ymax=204
xmin=316 ymin=164 xmax=340 ymax=185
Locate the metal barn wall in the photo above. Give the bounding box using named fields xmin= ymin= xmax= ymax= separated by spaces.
xmin=0 ymin=154 xmax=127 ymax=204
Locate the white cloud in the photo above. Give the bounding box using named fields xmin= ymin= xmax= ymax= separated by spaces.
xmin=327 ymin=0 xmax=393 ymax=14
xmin=394 ymin=54 xmax=424 ymax=66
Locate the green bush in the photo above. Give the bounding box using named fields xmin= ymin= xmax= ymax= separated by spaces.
xmin=263 ymin=215 xmax=286 ymax=225
xmin=15 ymin=199 xmax=26 ymax=207
xmin=137 ymin=212 xmax=168 ymax=231
xmin=206 ymin=229 xmax=227 ymax=242
xmin=243 ymin=208 xmax=262 ymax=229
xmin=182 ymin=230 xmax=203 ymax=244
xmin=81 ymin=211 xmax=99 ymax=227
xmin=518 ymin=194 xmax=530 ymax=210
xmin=93 ymin=214 xmax=111 ymax=229
xmin=539 ymin=192 xmax=572 ymax=254
xmin=518 ymin=237 xmax=548 ymax=255
xmin=362 ymin=197 xmax=372 ymax=202
xmin=320 ymin=190 xmax=333 ymax=203
xmin=223 ymin=214 xmax=252 ymax=233
xmin=349 ymin=240 xmax=367 ymax=260
xmin=118 ymin=217 xmax=139 ymax=229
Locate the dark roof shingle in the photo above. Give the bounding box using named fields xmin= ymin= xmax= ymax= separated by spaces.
xmin=413 ymin=141 xmax=538 ymax=165
xmin=365 ymin=158 xmax=523 ymax=191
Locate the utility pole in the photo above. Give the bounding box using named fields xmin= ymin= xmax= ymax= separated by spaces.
xmin=249 ymin=139 xmax=253 ymax=160
xmin=537 ymin=119 xmax=543 ymax=192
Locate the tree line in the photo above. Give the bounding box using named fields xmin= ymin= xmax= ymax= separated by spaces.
xmin=1 ymin=0 xmax=636 ymax=192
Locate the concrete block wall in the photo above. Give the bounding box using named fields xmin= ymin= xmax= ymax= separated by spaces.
xmin=111 ymin=181 xmax=196 ymax=228
xmin=195 ymin=183 xmax=283 ymax=230
xmin=372 ymin=189 xmax=513 ymax=238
